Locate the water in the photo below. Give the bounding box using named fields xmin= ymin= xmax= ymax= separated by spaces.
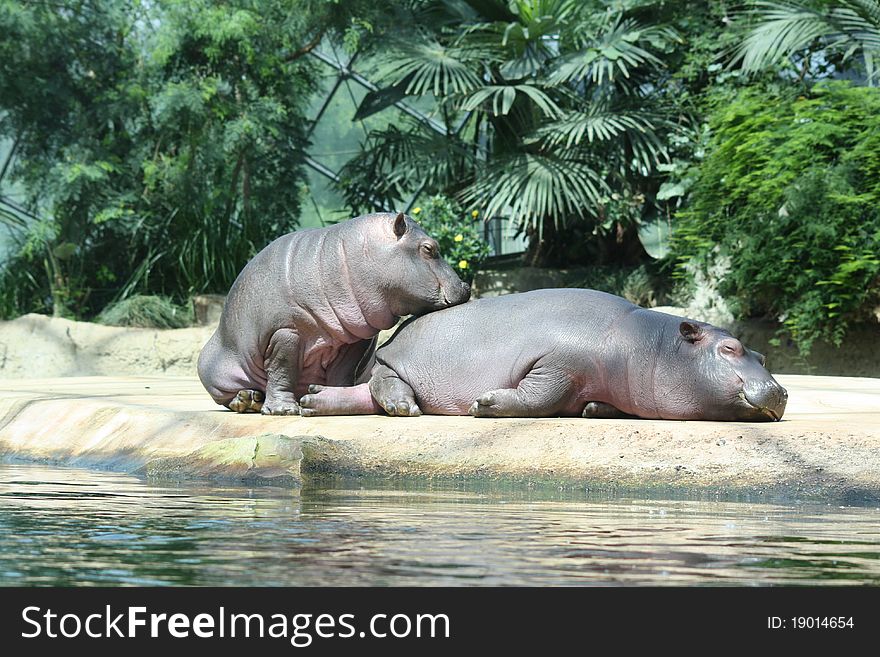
xmin=0 ymin=463 xmax=878 ymax=586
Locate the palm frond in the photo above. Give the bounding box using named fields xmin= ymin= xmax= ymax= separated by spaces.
xmin=507 ymin=0 xmax=578 ymax=28
xmin=735 ymin=2 xmax=843 ymax=71
xmin=460 ymin=83 xmax=563 ymax=117
xmin=835 ymin=0 xmax=880 ymax=48
xmin=532 ymin=108 xmax=653 ymax=147
xmin=531 ymin=103 xmax=670 ymax=173
xmin=337 ymin=120 xmax=478 ymax=211
xmin=549 ymin=18 xmax=671 ymax=87
xmin=375 ymin=40 xmax=488 ymax=97
xmin=461 ymin=151 xmax=608 ymax=230
xmin=734 ymin=0 xmax=880 ymax=79
xmin=0 ymin=198 xmax=30 ymax=229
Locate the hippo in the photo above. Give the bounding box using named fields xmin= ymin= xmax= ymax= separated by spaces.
xmin=197 ymin=212 xmax=471 ymax=415
xmin=298 ymin=288 xmax=788 ymax=421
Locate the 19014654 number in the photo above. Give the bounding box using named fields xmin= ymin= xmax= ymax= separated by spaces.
xmin=791 ymin=617 xmax=854 ymax=629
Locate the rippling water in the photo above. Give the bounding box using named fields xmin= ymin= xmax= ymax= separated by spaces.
xmin=0 ymin=463 xmax=878 ymax=586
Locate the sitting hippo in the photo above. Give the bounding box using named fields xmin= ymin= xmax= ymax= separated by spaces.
xmin=197 ymin=212 xmax=471 ymax=414
xmin=299 ymin=288 xmax=788 ymax=421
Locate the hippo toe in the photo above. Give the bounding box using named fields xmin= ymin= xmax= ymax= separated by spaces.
xmin=227 ymin=389 xmax=265 ymax=413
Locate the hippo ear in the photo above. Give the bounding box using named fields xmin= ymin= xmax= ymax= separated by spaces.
xmin=679 ymin=321 xmax=705 ymax=343
xmin=751 ymin=349 xmax=767 ymax=366
xmin=393 ymin=212 xmax=407 ymax=239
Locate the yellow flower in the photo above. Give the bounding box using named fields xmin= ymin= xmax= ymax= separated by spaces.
xmin=458 ymin=260 xmax=469 ymax=269
xmin=412 ymin=207 xmax=421 ymax=214
xmin=471 ymin=210 xmax=479 ymax=218
xmin=454 ymin=234 xmax=464 ymax=242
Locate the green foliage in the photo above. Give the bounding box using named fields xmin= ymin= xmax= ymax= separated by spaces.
xmin=411 ymin=195 xmax=490 ymax=283
xmin=671 ymin=81 xmax=880 ymax=353
xmin=734 ymin=1 xmax=880 ymax=84
xmin=0 ymin=0 xmax=369 ymax=320
xmin=339 ymin=0 xmax=685 ymax=263
xmin=571 ymin=263 xmax=665 ymax=307
xmin=0 ymin=245 xmax=45 ymax=319
xmin=96 ymin=295 xmax=193 ymax=329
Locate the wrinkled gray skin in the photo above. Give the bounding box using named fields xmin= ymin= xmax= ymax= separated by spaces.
xmin=300 ymin=288 xmax=788 ymax=421
xmin=197 ymin=212 xmax=471 ymax=415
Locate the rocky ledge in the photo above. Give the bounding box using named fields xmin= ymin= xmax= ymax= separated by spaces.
xmin=0 ymin=375 xmax=878 ymax=501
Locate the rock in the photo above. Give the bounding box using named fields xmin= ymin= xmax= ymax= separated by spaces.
xmin=138 ymin=434 xmax=303 ymax=486
xmin=0 ymin=313 xmax=214 ymax=378
xmin=0 ymin=373 xmax=869 ymax=498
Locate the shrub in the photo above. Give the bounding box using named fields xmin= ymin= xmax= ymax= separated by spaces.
xmin=671 ymin=81 xmax=880 ymax=353
xmin=410 ymin=195 xmax=490 ymax=284
xmin=96 ymin=295 xmax=193 ymax=329
xmin=571 ymin=264 xmax=665 ymax=308
xmin=0 ymin=0 xmax=317 ymax=319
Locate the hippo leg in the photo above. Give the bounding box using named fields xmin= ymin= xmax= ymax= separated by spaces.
xmin=228 ymin=389 xmax=265 ymax=413
xmin=261 ymin=328 xmax=302 ymax=416
xmin=469 ymin=365 xmax=571 ymax=418
xmin=353 ymin=338 xmax=378 ymax=385
xmin=581 ymin=401 xmax=636 ymax=419
xmin=321 ymin=339 xmax=373 ymax=387
xmin=368 ymin=364 xmax=422 ymax=417
xmin=299 ymin=383 xmax=383 ymax=416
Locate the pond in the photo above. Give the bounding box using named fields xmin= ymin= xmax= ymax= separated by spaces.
xmin=1 ymin=463 xmax=878 ymax=586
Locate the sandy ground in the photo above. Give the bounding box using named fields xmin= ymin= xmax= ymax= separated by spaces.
xmin=0 ymin=374 xmax=878 ymax=500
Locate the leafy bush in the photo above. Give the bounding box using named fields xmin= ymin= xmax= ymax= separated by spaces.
xmin=337 ymin=1 xmax=683 ymax=266
xmin=96 ymin=295 xmax=193 ymax=329
xmin=0 ymin=249 xmax=46 ymax=319
xmin=672 ymin=81 xmax=880 ymax=353
xmin=0 ymin=1 xmax=332 ymax=319
xmin=571 ymin=264 xmax=665 ymax=307
xmin=411 ymin=195 xmax=490 ymax=284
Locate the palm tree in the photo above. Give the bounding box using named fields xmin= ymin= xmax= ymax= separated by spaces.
xmin=338 ymin=0 xmax=679 ymax=265
xmin=734 ymin=1 xmax=880 ymax=84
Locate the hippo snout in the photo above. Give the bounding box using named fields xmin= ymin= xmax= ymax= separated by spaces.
xmin=741 ymin=379 xmax=788 ymax=421
xmin=444 ymin=281 xmax=471 ymax=306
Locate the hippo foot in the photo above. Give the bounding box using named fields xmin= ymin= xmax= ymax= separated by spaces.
xmin=582 ymin=401 xmax=635 ymax=420
xmin=228 ymin=389 xmax=265 ymax=413
xmin=260 ymin=398 xmax=301 ymax=416
xmin=381 ymin=399 xmax=422 ymax=417
xmin=299 ymin=384 xmax=382 ymax=417
xmin=468 ymin=391 xmax=505 ymax=417
xmin=299 ymin=384 xmax=329 ymax=417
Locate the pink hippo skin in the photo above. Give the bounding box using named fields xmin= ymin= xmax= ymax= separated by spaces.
xmin=300 ymin=288 xmax=788 ymax=422
xmin=197 ymin=212 xmax=470 ymax=415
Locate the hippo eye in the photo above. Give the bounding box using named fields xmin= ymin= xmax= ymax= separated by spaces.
xmin=721 ymin=343 xmax=739 ymax=356
xmin=420 ymin=243 xmax=437 ymax=258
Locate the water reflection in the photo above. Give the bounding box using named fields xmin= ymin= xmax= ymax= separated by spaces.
xmin=0 ymin=464 xmax=878 ymax=586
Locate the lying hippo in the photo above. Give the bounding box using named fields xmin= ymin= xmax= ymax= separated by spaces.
xmin=197 ymin=212 xmax=471 ymax=414
xmin=300 ymin=288 xmax=788 ymax=421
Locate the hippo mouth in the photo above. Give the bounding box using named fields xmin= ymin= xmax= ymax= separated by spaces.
xmin=438 ymin=280 xmax=471 ymax=308
xmin=737 ymin=390 xmax=782 ymax=421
